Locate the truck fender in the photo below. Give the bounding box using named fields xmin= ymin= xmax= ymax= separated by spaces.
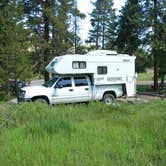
xmin=102 ymin=91 xmax=117 ymax=99
xmin=31 ymin=96 xmax=50 ymax=104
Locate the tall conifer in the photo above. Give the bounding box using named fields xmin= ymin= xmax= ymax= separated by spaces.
xmin=88 ymin=0 xmax=116 ymax=49
xmin=0 ymin=0 xmax=31 ymax=98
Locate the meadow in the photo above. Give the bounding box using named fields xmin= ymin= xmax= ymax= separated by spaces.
xmin=0 ymin=100 xmax=166 ymax=166
xmin=137 ymin=70 xmax=153 ymax=81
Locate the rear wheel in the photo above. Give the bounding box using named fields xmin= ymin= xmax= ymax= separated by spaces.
xmin=102 ymin=93 xmax=115 ymax=105
xmin=33 ymin=98 xmax=48 ymax=104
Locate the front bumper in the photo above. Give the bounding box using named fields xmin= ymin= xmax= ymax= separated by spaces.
xmin=17 ymin=96 xmax=31 ymax=103
xmin=17 ymin=89 xmax=31 ymax=103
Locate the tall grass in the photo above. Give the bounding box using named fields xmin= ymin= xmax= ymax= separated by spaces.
xmin=0 ymin=101 xmax=166 ymax=165
xmin=137 ymin=70 xmax=153 ymax=81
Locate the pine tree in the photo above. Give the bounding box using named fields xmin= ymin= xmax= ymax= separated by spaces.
xmin=23 ymin=0 xmax=84 ymax=81
xmin=72 ymin=0 xmax=85 ymax=54
xmin=154 ymin=0 xmax=166 ymax=89
xmin=142 ymin=0 xmax=166 ymax=90
xmin=88 ymin=7 xmax=101 ymax=49
xmin=23 ymin=0 xmax=53 ymax=82
xmin=0 ymin=0 xmax=31 ymax=99
xmin=105 ymin=8 xmax=117 ymax=50
xmin=88 ymin=0 xmax=116 ymax=49
xmin=53 ymin=0 xmax=75 ymax=55
xmin=116 ymin=0 xmax=143 ymax=55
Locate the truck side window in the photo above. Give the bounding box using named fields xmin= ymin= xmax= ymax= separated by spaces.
xmin=57 ymin=78 xmax=72 ymax=87
xmin=97 ymin=66 xmax=107 ymax=75
xmin=72 ymin=61 xmax=86 ymax=69
xmin=74 ymin=77 xmax=88 ymax=86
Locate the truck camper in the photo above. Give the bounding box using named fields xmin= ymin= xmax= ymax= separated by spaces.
xmin=18 ymin=50 xmax=136 ymax=105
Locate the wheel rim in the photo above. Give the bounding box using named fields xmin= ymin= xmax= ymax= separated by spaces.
xmin=105 ymin=96 xmax=113 ymax=105
xmin=35 ymin=98 xmax=47 ymax=103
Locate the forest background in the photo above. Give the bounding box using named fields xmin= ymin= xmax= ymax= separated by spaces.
xmin=0 ymin=0 xmax=165 ymax=100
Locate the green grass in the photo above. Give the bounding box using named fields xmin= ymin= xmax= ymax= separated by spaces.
xmin=137 ymin=85 xmax=152 ymax=93
xmin=137 ymin=70 xmax=153 ymax=81
xmin=137 ymin=70 xmax=166 ymax=82
xmin=0 ymin=101 xmax=166 ymax=165
xmin=137 ymin=85 xmax=166 ymax=94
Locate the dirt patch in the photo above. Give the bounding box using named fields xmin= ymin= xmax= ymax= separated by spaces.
xmin=117 ymin=93 xmax=165 ymax=105
xmin=136 ymin=94 xmax=161 ymax=100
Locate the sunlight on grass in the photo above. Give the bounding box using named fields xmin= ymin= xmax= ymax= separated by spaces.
xmin=137 ymin=70 xmax=153 ymax=81
xmin=0 ymin=101 xmax=166 ymax=165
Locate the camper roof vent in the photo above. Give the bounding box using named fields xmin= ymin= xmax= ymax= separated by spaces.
xmin=87 ymin=50 xmax=117 ymax=56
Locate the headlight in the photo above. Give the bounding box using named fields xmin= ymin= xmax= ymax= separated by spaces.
xmin=19 ymin=90 xmax=26 ymax=98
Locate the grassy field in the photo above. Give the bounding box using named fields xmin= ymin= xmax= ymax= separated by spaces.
xmin=0 ymin=101 xmax=166 ymax=165
xmin=137 ymin=70 xmax=153 ymax=81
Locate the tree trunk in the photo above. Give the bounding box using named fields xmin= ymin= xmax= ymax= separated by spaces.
xmin=96 ymin=18 xmax=99 ymax=49
xmin=153 ymin=57 xmax=158 ymax=90
xmin=43 ymin=0 xmax=50 ymax=83
xmin=102 ymin=3 xmax=106 ymax=49
xmin=74 ymin=13 xmax=77 ymax=53
xmin=153 ymin=0 xmax=158 ymax=91
xmin=160 ymin=72 xmax=165 ymax=91
xmin=102 ymin=21 xmax=105 ymax=49
xmin=51 ymin=0 xmax=57 ymax=57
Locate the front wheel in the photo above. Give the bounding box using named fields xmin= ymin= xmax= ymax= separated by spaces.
xmin=102 ymin=93 xmax=115 ymax=105
xmin=33 ymin=98 xmax=48 ymax=104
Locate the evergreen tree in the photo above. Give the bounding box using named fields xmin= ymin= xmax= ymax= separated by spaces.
xmin=154 ymin=0 xmax=166 ymax=89
xmin=88 ymin=6 xmax=101 ymax=49
xmin=0 ymin=0 xmax=31 ymax=99
xmin=23 ymin=0 xmax=84 ymax=81
xmin=88 ymin=0 xmax=116 ymax=49
xmin=142 ymin=0 xmax=166 ymax=90
xmin=72 ymin=0 xmax=85 ymax=54
xmin=105 ymin=9 xmax=117 ymax=50
xmin=53 ymin=0 xmax=75 ymax=55
xmin=135 ymin=49 xmax=152 ymax=72
xmin=116 ymin=0 xmax=143 ymax=55
xmin=23 ymin=0 xmax=53 ymax=82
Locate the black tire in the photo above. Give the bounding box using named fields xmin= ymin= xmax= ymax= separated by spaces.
xmin=102 ymin=93 xmax=115 ymax=105
xmin=33 ymin=98 xmax=48 ymax=104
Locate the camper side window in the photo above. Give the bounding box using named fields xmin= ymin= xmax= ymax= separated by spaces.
xmin=72 ymin=61 xmax=86 ymax=69
xmin=97 ymin=66 xmax=107 ymax=75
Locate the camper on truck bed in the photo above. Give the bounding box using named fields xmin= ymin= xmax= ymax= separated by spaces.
xmin=18 ymin=50 xmax=136 ymax=105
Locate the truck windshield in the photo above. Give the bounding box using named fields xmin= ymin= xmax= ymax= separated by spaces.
xmin=43 ymin=77 xmax=59 ymax=87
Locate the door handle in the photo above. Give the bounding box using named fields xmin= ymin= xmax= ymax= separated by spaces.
xmin=85 ymin=88 xmax=89 ymax=90
xmin=69 ymin=89 xmax=73 ymax=91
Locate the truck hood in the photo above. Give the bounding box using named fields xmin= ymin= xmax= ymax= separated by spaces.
xmin=22 ymin=85 xmax=48 ymax=91
xmin=21 ymin=85 xmax=51 ymax=98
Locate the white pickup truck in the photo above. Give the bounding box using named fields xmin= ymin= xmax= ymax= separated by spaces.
xmin=18 ymin=50 xmax=136 ymax=104
xmin=18 ymin=75 xmax=123 ymax=105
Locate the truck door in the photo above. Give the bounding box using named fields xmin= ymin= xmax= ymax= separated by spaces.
xmin=52 ymin=77 xmax=74 ymax=103
xmin=73 ymin=76 xmax=91 ymax=102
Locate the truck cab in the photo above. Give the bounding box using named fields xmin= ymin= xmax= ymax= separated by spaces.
xmin=19 ymin=75 xmax=92 ymax=104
